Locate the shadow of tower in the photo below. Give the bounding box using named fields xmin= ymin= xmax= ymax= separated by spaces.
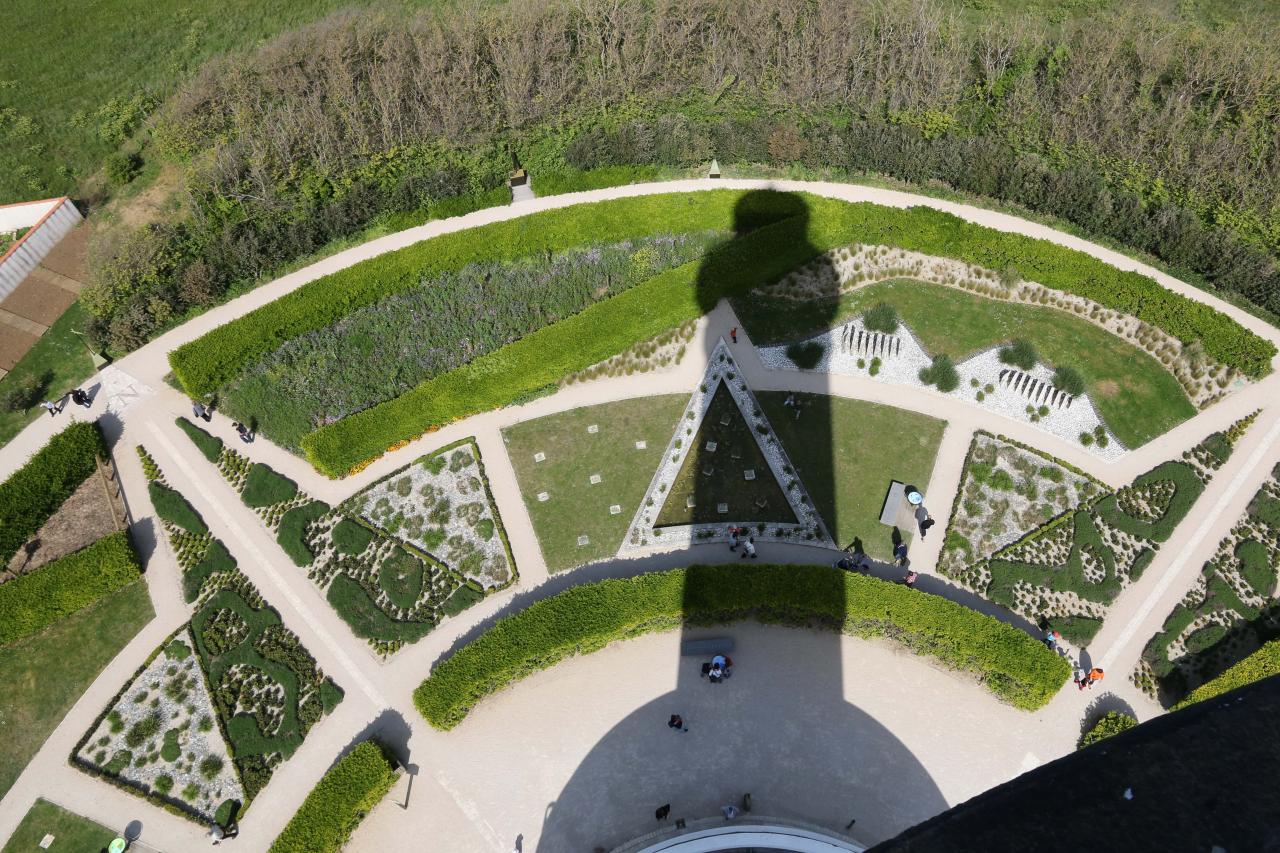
xmin=537 ymin=192 xmax=944 ymax=850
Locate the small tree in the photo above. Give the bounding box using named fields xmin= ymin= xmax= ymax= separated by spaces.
xmin=1053 ymin=365 xmax=1086 ymax=396
xmin=862 ymin=303 xmax=899 ymax=334
xmin=0 ymin=371 xmax=50 ymax=412
xmin=999 ymin=339 xmax=1038 ymax=370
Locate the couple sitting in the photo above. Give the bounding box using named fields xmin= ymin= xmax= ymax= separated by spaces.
xmin=703 ymin=653 xmax=734 ymax=683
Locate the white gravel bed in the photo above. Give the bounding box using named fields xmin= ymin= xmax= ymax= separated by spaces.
xmin=75 ymin=629 xmax=243 ymax=820
xmin=619 ymin=339 xmax=831 ymax=555
xmin=758 ymin=318 xmax=1126 ymax=460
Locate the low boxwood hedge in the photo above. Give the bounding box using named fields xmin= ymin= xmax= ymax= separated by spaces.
xmin=241 ymin=463 xmax=298 ymax=508
xmin=413 ymin=564 xmax=1070 ymax=729
xmin=277 ymin=501 xmax=331 ymax=567
xmin=175 ymin=416 xmax=224 ymax=462
xmin=0 ymin=531 xmax=142 ymax=647
xmin=0 ymin=420 xmax=106 ymax=564
xmin=269 ymin=740 xmax=398 ymax=853
xmin=1174 ymin=639 xmax=1280 ymax=710
xmin=183 ymin=539 xmax=235 ymax=603
xmin=326 ymin=574 xmax=434 ymax=643
xmin=148 ymin=481 xmax=207 ymax=534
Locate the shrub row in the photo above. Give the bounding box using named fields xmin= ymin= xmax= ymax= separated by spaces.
xmin=268 ymin=740 xmax=399 ymax=853
xmin=241 ymin=463 xmax=298 ymax=508
xmin=412 ymin=564 xmax=1071 ymax=729
xmin=175 ymin=417 xmax=224 ymax=462
xmin=0 ymin=421 xmax=106 ymax=564
xmin=0 ymin=532 xmax=142 ymax=647
xmin=299 ymin=194 xmax=1273 ymax=475
xmin=1173 ymin=640 xmax=1280 ymax=710
xmin=169 ymin=192 xmax=768 ymax=395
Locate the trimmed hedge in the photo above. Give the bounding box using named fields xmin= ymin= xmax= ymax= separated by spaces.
xmin=0 ymin=532 xmax=142 ymax=647
xmin=241 ymin=463 xmax=298 ymax=508
xmin=269 ymin=740 xmax=398 ymax=853
xmin=175 ymin=416 xmax=224 ymax=462
xmin=413 ymin=564 xmax=1071 ymax=729
xmin=1173 ymin=639 xmax=1280 ymax=710
xmin=1078 ymin=711 xmax=1138 ymax=750
xmin=327 ymin=574 xmax=433 ymax=643
xmin=277 ymin=501 xmax=331 ymax=567
xmin=184 ymin=539 xmax=235 ymax=603
xmin=149 ymin=481 xmax=207 ymax=534
xmin=0 ymin=421 xmax=106 ymax=564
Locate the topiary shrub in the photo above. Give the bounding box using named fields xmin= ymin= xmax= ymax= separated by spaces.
xmin=862 ymin=303 xmax=899 ymax=333
xmin=277 ymin=501 xmax=331 ymax=567
xmin=1185 ymin=623 xmax=1228 ymax=655
xmin=149 ymin=481 xmax=207 ymax=534
xmin=919 ymin=355 xmax=959 ymax=392
xmin=331 ymin=518 xmax=374 ymax=556
xmin=999 ymin=339 xmax=1038 ymax=371
xmin=1053 ymin=365 xmax=1086 ymax=396
xmin=175 ymin=416 xmax=223 ymax=462
xmin=784 ymin=341 xmax=825 ymax=369
xmin=241 ymin=463 xmax=298 ymax=508
xmin=1078 ymin=711 xmax=1137 ymax=750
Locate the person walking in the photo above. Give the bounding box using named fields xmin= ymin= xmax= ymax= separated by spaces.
xmin=40 ymin=399 xmax=62 ymax=417
xmin=70 ymin=388 xmax=90 ymax=409
xmin=192 ymin=400 xmax=207 ymax=421
xmin=730 ymin=327 xmax=738 ymax=344
xmin=915 ymin=504 xmax=934 ymax=538
xmin=728 ymin=526 xmax=740 ymax=551
xmin=1080 ymin=667 xmax=1105 ymax=690
xmin=902 ymin=569 xmax=918 ymax=589
xmin=721 ymin=805 xmax=740 ymax=821
xmin=667 ymin=714 xmax=687 ymax=732
xmin=1043 ymin=629 xmax=1063 ymax=653
xmin=655 ymin=804 xmax=671 ymax=821
xmin=741 ymin=538 xmax=757 ymax=559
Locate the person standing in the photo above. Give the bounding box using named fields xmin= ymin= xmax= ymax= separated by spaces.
xmin=902 ymin=569 xmax=918 ymax=589
xmin=1043 ymin=629 xmax=1063 ymax=654
xmin=728 ymin=526 xmax=740 ymax=551
xmin=721 ymin=805 xmax=740 ymax=821
xmin=741 ymin=538 xmax=757 ymax=559
xmin=1081 ymin=667 xmax=1105 ymax=690
xmin=192 ymin=400 xmax=206 ymax=421
xmin=655 ymin=804 xmax=671 ymax=821
xmin=667 ymin=714 xmax=687 ymax=733
xmin=730 ymin=327 xmax=738 ymax=344
xmin=893 ymin=541 xmax=909 ymax=566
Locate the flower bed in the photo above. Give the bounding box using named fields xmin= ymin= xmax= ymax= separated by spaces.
xmin=413 ymin=564 xmax=1072 ymax=729
xmin=1137 ymin=465 xmax=1280 ymax=705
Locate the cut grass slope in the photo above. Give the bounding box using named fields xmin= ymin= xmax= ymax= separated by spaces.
xmin=758 ymin=392 xmax=946 ymax=560
xmin=502 ymin=395 xmax=688 ymax=572
xmin=0 ymin=580 xmax=153 ymax=800
xmin=739 ymin=278 xmax=1197 ymax=448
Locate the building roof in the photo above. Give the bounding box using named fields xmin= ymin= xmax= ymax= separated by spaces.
xmin=869 ymin=674 xmax=1280 ymax=853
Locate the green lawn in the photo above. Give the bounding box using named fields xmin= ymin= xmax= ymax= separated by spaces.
xmin=758 ymin=392 xmax=946 ymax=560
xmin=0 ymin=580 xmax=153 ymax=800
xmin=737 ymin=279 xmax=1196 ymax=449
xmin=0 ymin=302 xmax=95 ymax=450
xmin=502 ymin=395 xmax=688 ymax=572
xmin=1 ymin=799 xmax=119 ymax=853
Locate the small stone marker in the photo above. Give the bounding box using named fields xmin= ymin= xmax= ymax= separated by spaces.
xmin=635 ymin=440 xmax=647 ymax=450
xmin=587 ymin=424 xmax=599 ymax=434
xmin=717 ymin=502 xmax=729 ymax=514
xmin=589 ymin=473 xmax=602 ymax=485
xmin=720 ymin=414 xmax=732 ymax=426
xmin=577 ymin=534 xmax=590 ymax=546
xmin=744 ymin=469 xmax=756 ymax=481
xmin=533 ymin=451 xmax=546 ymax=463
xmin=705 ymin=440 xmax=718 ymax=452
xmin=537 ymin=491 xmax=550 ymax=502
xmin=686 ymin=496 xmax=696 ymax=508
xmin=39 ymin=836 xmax=55 ymax=850
xmin=609 ymin=504 xmax=622 ymax=515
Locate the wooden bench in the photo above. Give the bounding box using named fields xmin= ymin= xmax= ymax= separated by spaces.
xmin=680 ymin=637 xmax=734 ymax=657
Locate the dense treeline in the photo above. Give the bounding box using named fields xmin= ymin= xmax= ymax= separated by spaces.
xmin=85 ymin=0 xmax=1280 ymax=354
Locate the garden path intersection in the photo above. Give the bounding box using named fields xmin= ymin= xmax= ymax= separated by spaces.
xmin=1 ymin=179 xmax=1279 ymax=851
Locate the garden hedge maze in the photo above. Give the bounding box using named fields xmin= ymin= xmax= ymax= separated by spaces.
xmin=177 ymin=421 xmax=508 ymax=656
xmin=76 ymin=447 xmax=342 ymax=824
xmin=942 ymin=418 xmax=1255 ymax=646
xmin=1138 ymin=461 xmax=1280 ymax=705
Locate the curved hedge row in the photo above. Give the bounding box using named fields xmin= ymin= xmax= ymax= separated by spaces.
xmin=0 ymin=532 xmax=142 ymax=647
xmin=0 ymin=421 xmax=106 ymax=565
xmin=1174 ymin=639 xmax=1280 ymax=710
xmin=269 ymin=740 xmax=398 ymax=853
xmin=412 ymin=564 xmax=1071 ymax=729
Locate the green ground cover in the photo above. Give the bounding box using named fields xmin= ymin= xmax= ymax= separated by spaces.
xmin=502 ymin=395 xmax=688 ymax=572
xmin=1 ymin=798 xmax=119 ymax=853
xmin=655 ymin=384 xmax=796 ymax=528
xmin=758 ymin=392 xmax=946 ymax=560
xmin=0 ymin=580 xmax=152 ymax=801
xmin=737 ymin=278 xmax=1197 ymax=449
xmin=0 ymin=303 xmax=95 ymax=450
xmin=414 ymin=564 xmax=1071 ymax=729
xmin=269 ymin=740 xmax=398 ymax=853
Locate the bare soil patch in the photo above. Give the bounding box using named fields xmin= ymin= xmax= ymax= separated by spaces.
xmin=2 ymin=468 xmax=123 ymax=580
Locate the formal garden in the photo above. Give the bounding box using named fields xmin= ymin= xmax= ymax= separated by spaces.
xmin=177 ymin=418 xmax=501 ymax=655
xmin=938 ymin=416 xmax=1256 ymax=646
xmin=76 ymin=447 xmax=343 ymax=826
xmin=1136 ymin=462 xmax=1280 ymax=705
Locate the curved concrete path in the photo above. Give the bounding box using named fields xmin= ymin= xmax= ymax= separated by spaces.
xmin=1 ymin=179 xmax=1278 ymax=851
